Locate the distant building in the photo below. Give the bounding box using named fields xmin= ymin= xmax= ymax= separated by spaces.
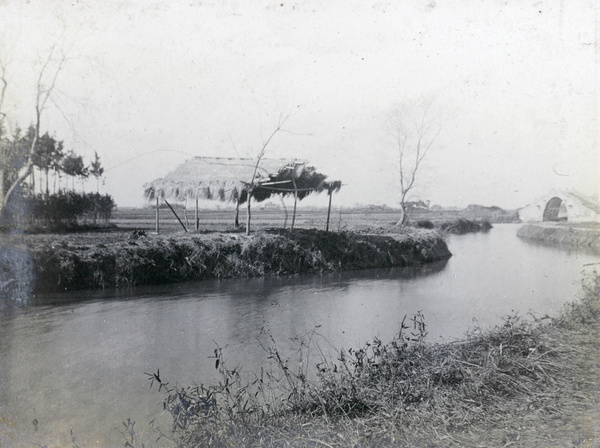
xmin=406 ymin=200 xmax=430 ymax=211
xmin=260 ymin=202 xmax=280 ymax=210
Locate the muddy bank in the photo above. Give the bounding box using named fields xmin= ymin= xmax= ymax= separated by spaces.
xmin=1 ymin=228 xmax=451 ymax=295
xmin=517 ymin=223 xmax=600 ymax=253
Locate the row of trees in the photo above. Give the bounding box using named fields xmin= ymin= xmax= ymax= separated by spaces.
xmin=4 ymin=126 xmax=105 ymax=198
xmin=0 ymin=45 xmax=111 ymax=229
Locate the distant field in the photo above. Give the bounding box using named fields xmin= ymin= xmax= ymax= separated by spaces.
xmin=111 ymin=206 xmax=519 ymax=233
xmin=111 ymin=207 xmax=397 ymax=233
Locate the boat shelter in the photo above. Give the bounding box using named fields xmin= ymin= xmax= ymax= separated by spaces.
xmin=144 ymin=156 xmax=341 ymax=233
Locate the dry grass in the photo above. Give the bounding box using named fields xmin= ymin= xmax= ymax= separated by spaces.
xmin=148 ymin=275 xmax=600 ymax=448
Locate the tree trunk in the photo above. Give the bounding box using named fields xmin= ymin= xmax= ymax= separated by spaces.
xmin=394 ymin=190 xmax=410 ymax=227
xmin=30 ymin=167 xmax=35 ymax=195
xmin=394 ymin=203 xmax=407 ymax=227
xmin=1 ymin=159 xmax=35 ymax=223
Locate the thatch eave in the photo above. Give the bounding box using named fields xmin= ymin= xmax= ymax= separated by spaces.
xmin=144 ymin=156 xmax=341 ymax=204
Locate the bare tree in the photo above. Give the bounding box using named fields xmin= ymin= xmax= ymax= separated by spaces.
xmin=388 ymin=100 xmax=442 ymax=227
xmin=0 ymin=45 xmax=66 ymax=221
xmin=244 ymin=112 xmax=292 ymax=235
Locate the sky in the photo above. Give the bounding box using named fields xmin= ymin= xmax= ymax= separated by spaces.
xmin=1 ymin=0 xmax=598 ymax=210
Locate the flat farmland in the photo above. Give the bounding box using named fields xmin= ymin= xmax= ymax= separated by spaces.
xmin=110 ymin=206 xmax=400 ymax=233
xmin=110 ymin=206 xmax=519 ymax=233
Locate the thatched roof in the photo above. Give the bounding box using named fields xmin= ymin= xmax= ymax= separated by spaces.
xmin=144 ymin=156 xmax=340 ymax=203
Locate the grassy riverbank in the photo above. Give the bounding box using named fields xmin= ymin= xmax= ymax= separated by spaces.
xmin=518 ymin=223 xmax=600 ymax=253
xmin=0 ymin=227 xmax=450 ymax=295
xmin=149 ymin=272 xmax=600 ymax=448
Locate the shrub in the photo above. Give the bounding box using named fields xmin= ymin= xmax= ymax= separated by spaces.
xmin=2 ymin=192 xmax=116 ymax=231
xmin=415 ymin=219 xmax=434 ymax=229
xmin=440 ymin=218 xmax=492 ymax=234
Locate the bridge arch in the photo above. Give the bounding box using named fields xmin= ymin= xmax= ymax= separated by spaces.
xmin=519 ymin=191 xmax=600 ymax=223
xmin=542 ymin=196 xmax=568 ymax=222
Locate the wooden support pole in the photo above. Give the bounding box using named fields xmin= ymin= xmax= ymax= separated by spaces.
xmin=326 ymin=189 xmax=333 ymax=232
xmin=234 ymin=199 xmax=240 ymax=228
xmin=155 ymin=195 xmax=160 ymax=234
xmin=291 ymin=178 xmax=298 ymax=231
xmin=164 ymin=199 xmax=188 ymax=232
xmin=195 ymin=196 xmax=199 ymax=230
xmin=245 ymin=190 xmax=252 ymax=235
xmin=280 ymin=195 xmax=288 ymax=229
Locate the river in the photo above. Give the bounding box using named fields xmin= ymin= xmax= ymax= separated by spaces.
xmin=0 ymin=224 xmax=598 ymax=446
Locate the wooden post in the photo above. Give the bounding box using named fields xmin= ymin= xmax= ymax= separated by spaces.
xmin=291 ymin=178 xmax=298 ymax=230
xmin=155 ymin=195 xmax=159 ymax=234
xmin=245 ymin=189 xmax=252 ymax=235
xmin=165 ymin=199 xmax=188 ymax=232
xmin=326 ymin=188 xmax=333 ymax=232
xmin=280 ymin=195 xmax=288 ymax=229
xmin=195 ymin=195 xmax=199 ymax=230
xmin=234 ymin=199 xmax=240 ymax=228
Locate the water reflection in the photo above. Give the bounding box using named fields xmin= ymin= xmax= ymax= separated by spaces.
xmin=25 ymin=258 xmax=449 ymax=310
xmin=1 ymin=225 xmax=599 ymax=446
xmin=0 ymin=243 xmax=35 ymax=311
xmin=517 ymin=233 xmax=600 ymax=256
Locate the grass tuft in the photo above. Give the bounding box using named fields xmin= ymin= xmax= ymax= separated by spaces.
xmin=148 ymin=274 xmax=600 ymax=447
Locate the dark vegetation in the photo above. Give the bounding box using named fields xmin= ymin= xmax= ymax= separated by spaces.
xmin=2 ymin=228 xmax=450 ymax=295
xmin=1 ymin=191 xmax=115 ymax=232
xmin=139 ymin=274 xmax=600 ymax=447
xmin=412 ymin=217 xmax=492 ymax=234
xmin=438 ymin=217 xmax=493 ymax=234
xmin=1 ymin=121 xmax=109 ymax=231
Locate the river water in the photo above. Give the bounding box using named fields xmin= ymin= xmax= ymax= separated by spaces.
xmin=1 ymin=224 xmax=598 ymax=446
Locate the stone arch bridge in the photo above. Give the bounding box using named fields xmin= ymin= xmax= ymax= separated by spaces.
xmin=518 ymin=191 xmax=600 ymax=223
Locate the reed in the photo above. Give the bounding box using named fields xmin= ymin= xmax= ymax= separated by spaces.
xmin=147 ymin=275 xmax=600 ymax=447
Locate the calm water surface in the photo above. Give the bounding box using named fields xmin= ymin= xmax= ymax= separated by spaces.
xmin=1 ymin=224 xmax=598 ymax=446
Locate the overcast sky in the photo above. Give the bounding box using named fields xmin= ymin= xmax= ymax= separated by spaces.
xmin=1 ymin=0 xmax=598 ymax=209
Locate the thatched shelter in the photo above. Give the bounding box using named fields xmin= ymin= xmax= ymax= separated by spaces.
xmin=144 ymin=157 xmax=306 ymax=203
xmin=144 ymin=157 xmax=341 ymax=233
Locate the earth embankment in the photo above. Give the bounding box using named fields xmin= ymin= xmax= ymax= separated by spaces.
xmin=517 ymin=223 xmax=600 ymax=253
xmin=1 ymin=228 xmax=451 ymax=295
